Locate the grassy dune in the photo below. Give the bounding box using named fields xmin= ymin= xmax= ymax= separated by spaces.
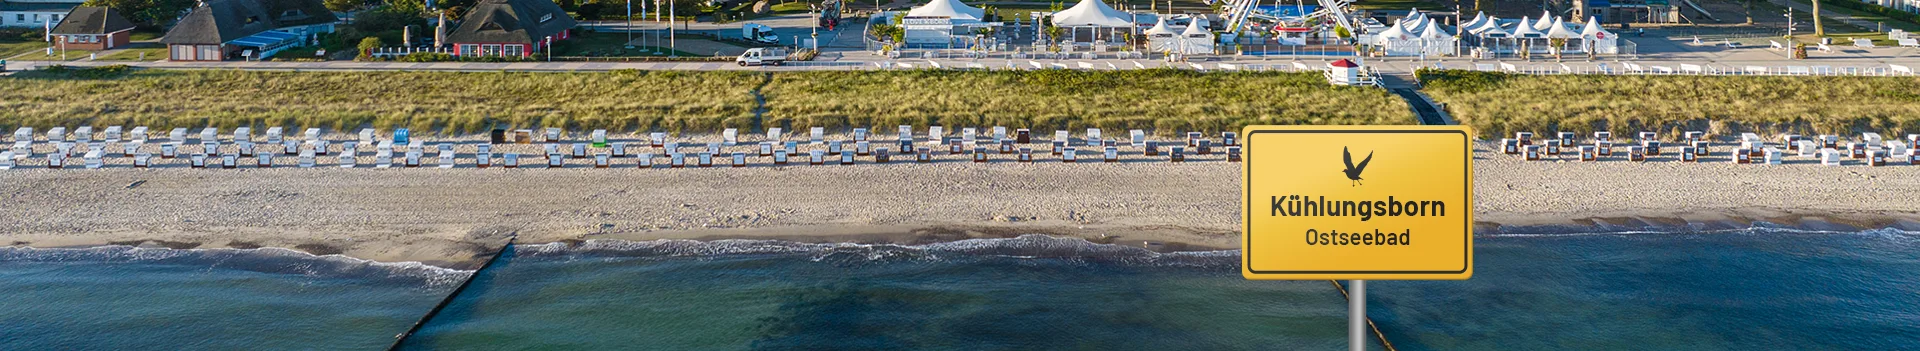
xmin=762 ymin=70 xmax=1413 ymax=136
xmin=0 ymin=67 xmax=1413 ymax=136
xmin=1418 ymin=69 xmax=1920 ymax=139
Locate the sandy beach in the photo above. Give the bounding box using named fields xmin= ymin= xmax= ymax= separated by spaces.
xmin=3 ymin=138 xmax=1918 ymax=268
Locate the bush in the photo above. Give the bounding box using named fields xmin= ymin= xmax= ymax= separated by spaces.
xmin=398 ymin=52 xmax=454 ymax=62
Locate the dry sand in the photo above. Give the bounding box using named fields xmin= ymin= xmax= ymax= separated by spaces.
xmin=3 ymin=137 xmax=1918 ymax=268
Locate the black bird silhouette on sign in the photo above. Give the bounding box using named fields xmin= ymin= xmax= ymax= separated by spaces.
xmin=1342 ymin=147 xmax=1373 ymax=186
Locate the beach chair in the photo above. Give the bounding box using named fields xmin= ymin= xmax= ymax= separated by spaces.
xmin=43 ymin=153 xmax=65 ymax=168
xmin=839 ymin=151 xmax=854 ymax=165
xmin=131 ymin=153 xmax=149 ymax=168
xmin=768 ymin=127 xmax=785 ymax=142
xmin=593 ymin=130 xmax=610 ymax=147
xmin=1050 ymin=140 xmax=1065 ymax=156
xmin=216 ymin=153 xmax=235 ymax=169
xmin=1593 ymin=131 xmax=1611 ymax=142
xmin=1524 ymin=145 xmax=1541 ymax=161
xmin=402 ymin=151 xmax=419 ymax=168
xmin=375 ymin=150 xmax=393 ymax=169
xmin=1764 ymin=148 xmax=1783 ymax=165
xmin=511 ymin=130 xmax=531 ymax=144
xmin=695 ymin=152 xmax=713 ymax=168
xmin=313 ymin=140 xmax=332 ymax=156
xmin=131 ymin=127 xmax=147 ymax=142
xmin=638 ymin=153 xmax=655 ymax=168
xmin=961 ymin=128 xmax=978 ymax=146
xmin=571 ymin=143 xmax=588 ymax=158
xmin=13 ymin=127 xmax=32 ymax=143
xmin=808 ymin=150 xmax=824 ymax=165
xmin=1197 ymin=140 xmax=1213 ymax=155
xmin=928 ymin=126 xmax=945 ymax=145
xmin=265 ymin=127 xmax=284 ymax=144
xmin=758 ymin=142 xmax=774 ymax=157
xmin=75 ymin=126 xmax=94 ymax=143
xmin=1628 ymin=146 xmax=1647 ymax=161
xmin=168 ymin=128 xmax=186 ymax=142
xmin=1227 ymin=147 xmax=1242 ymax=162
xmin=543 ymin=128 xmax=562 ymax=143
xmin=1681 ymin=147 xmax=1698 ymax=162
xmin=160 ymin=143 xmax=178 ymax=159
xmin=810 ymin=127 xmax=826 ymax=145
xmin=1169 ymin=146 xmax=1185 ymax=162
xmin=104 ymin=126 xmax=123 ymax=142
xmin=1103 ymin=147 xmax=1118 ymax=162
xmin=1062 ymin=147 xmax=1077 ymax=163
xmin=997 ymin=140 xmax=1013 ymax=154
xmin=611 ymin=142 xmax=628 ymax=157
xmin=1819 ymin=149 xmax=1843 ymax=165
xmin=1017 ymin=147 xmax=1033 ymax=163
xmin=1643 ymin=141 xmax=1662 ymax=156
xmin=85 ymin=150 xmax=104 ymax=169
xmin=826 ymin=140 xmax=843 ymax=155
xmin=1579 ymin=146 xmax=1596 ymax=161
xmin=1501 ymin=139 xmax=1519 ymax=154
xmin=359 ymin=129 xmax=377 ymax=143
xmin=783 ymin=141 xmax=798 ymax=155
xmin=1863 ymin=133 xmax=1884 ymax=146
xmin=1016 ymin=129 xmax=1031 ymax=144
xmin=1086 ymin=128 xmax=1102 ymax=146
xmin=474 ymin=152 xmax=489 ymax=169
xmin=1130 ymin=130 xmax=1146 ymax=147
xmin=440 ymin=151 xmax=457 ymax=169
xmin=1545 ymin=140 xmax=1562 ymax=156
xmin=1731 ymin=148 xmax=1751 ymax=164
xmin=1515 ymin=132 xmax=1535 ymax=146
xmin=857 ymin=141 xmax=873 ymax=156
xmin=503 ymin=154 xmax=520 ymax=168
xmin=1596 ymin=140 xmax=1613 ymax=157
xmin=915 ymin=148 xmax=931 ymax=163
xmin=1186 ymin=132 xmax=1203 ymax=147
xmin=256 ymin=152 xmax=275 ymax=167
xmin=594 ymin=153 xmax=610 ymax=168
xmin=303 ymin=128 xmax=321 ymax=142
xmin=991 ymin=126 xmax=1007 ymax=144
xmin=187 ymin=153 xmax=204 ymax=168
xmin=547 ymin=152 xmax=565 ymax=168
xmin=1870 ymin=150 xmax=1889 ymax=167
xmin=972 ymin=147 xmax=988 ymax=163
xmin=875 ymin=148 xmax=890 ymax=164
xmin=1144 ymin=141 xmax=1160 ymax=156
xmin=337 ymin=152 xmax=355 ymax=168
xmin=124 ymin=141 xmax=144 ymax=157
xmin=1795 ymin=141 xmax=1818 ymax=157
xmin=854 ymin=128 xmax=870 ymax=143
xmin=1222 ymin=132 xmax=1238 ymax=147
xmin=1818 ymin=135 xmax=1839 ymax=149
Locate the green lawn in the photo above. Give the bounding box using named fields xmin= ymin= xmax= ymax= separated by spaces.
xmin=1787 ymin=0 xmax=1920 ymax=32
xmin=0 ymin=41 xmax=52 ymax=59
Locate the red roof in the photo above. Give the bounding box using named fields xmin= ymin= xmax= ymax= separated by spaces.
xmin=1329 ymin=59 xmax=1360 ymax=68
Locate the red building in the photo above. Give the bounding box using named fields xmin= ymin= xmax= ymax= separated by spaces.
xmin=445 ymin=0 xmax=576 ymax=58
xmin=49 ymin=7 xmax=134 ymax=50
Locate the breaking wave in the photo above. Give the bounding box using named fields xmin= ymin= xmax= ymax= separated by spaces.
xmin=517 ymin=234 xmax=1239 ymax=268
xmin=0 ymin=245 xmax=472 ymax=289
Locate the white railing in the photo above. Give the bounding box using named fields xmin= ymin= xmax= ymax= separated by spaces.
xmin=1455 ymin=61 xmax=1913 ymax=77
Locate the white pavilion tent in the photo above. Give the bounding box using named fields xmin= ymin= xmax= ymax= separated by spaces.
xmin=1581 ymin=17 xmax=1619 ymax=54
xmin=1144 ymin=17 xmax=1179 ymax=52
xmin=901 ymin=0 xmax=989 ymax=47
xmin=1179 ymin=18 xmax=1214 ymax=54
xmin=1050 ymin=0 xmax=1134 ymax=43
xmin=907 ymin=0 xmax=985 ymax=22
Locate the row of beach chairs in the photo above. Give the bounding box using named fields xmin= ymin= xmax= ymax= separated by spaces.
xmin=1 ymin=126 xmax=1244 ymax=170
xmin=1498 ymin=131 xmax=1920 ymax=166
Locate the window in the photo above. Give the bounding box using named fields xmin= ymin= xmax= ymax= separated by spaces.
xmin=459 ymin=44 xmax=477 ymax=56
xmin=482 ymin=44 xmax=500 ymax=56
xmin=15 ymin=14 xmax=23 ymax=23
xmin=504 ymin=44 xmax=523 ymax=57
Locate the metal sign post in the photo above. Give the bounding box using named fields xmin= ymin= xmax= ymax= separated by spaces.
xmin=1350 ymin=280 xmax=1365 ymax=351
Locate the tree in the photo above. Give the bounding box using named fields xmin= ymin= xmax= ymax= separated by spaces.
xmin=577 ymin=2 xmax=605 ymax=20
xmin=324 ymin=0 xmax=361 ymax=12
xmin=82 ymin=0 xmax=196 ymax=27
xmin=357 ymin=36 xmax=384 ymax=59
xmin=1812 ymin=0 xmax=1825 ymax=37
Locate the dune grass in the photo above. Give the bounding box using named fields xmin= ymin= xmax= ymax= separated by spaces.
xmin=1417 ymin=69 xmax=1920 ymax=139
xmin=0 ymin=68 xmax=761 ymax=135
xmin=0 ymin=67 xmax=1413 ymax=136
xmin=761 ymin=70 xmax=1413 ymax=136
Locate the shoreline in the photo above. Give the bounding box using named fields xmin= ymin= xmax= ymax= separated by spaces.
xmin=6 ymin=144 xmax=1920 ymax=268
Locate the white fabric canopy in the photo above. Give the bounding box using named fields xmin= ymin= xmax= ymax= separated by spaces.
xmin=1579 ymin=17 xmax=1611 ymax=38
xmin=1461 ymin=11 xmax=1487 ymax=29
xmin=1533 ymin=11 xmax=1555 ymax=31
xmin=1146 ymin=17 xmax=1179 ymax=52
xmin=907 ymin=0 xmax=986 ymax=22
xmin=1545 ymin=17 xmax=1578 ymax=38
xmin=1179 ymin=18 xmax=1213 ymax=54
xmin=1511 ymin=17 xmax=1542 ymax=37
xmin=1051 ymin=0 xmax=1134 ymax=27
xmin=1469 ymin=16 xmax=1505 ymax=36
xmin=1418 ymin=18 xmax=1449 ymax=39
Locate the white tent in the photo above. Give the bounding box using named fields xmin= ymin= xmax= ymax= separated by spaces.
xmin=1419 ymin=18 xmax=1449 ymax=39
xmin=1145 ymin=17 xmax=1180 ymax=52
xmin=1179 ymin=18 xmax=1214 ymax=55
xmin=1581 ymin=17 xmax=1618 ymax=54
xmin=1533 ymin=10 xmax=1555 ymax=31
xmin=1511 ymin=17 xmax=1543 ymax=38
xmin=1371 ymin=19 xmax=1411 ymax=45
xmin=1051 ymin=0 xmax=1133 ymax=27
xmin=1461 ymin=12 xmax=1488 ymax=30
xmin=1545 ymin=17 xmax=1579 ymax=38
xmin=1469 ymin=16 xmax=1507 ymax=37
xmin=907 ymin=0 xmax=985 ymax=22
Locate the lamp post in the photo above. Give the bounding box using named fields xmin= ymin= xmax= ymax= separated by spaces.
xmin=626 ymin=0 xmax=634 ymax=49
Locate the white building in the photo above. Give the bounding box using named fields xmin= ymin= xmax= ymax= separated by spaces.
xmin=1 ymin=0 xmax=81 ymax=28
